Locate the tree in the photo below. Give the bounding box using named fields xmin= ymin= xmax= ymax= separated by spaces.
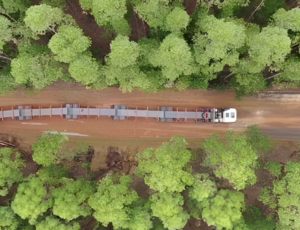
xmin=0 ymin=66 xmax=18 ymax=94
xmin=189 ymin=174 xmax=217 ymax=203
xmin=48 ymin=25 xmax=91 ymax=63
xmin=35 ymin=216 xmax=80 ymax=230
xmin=149 ymin=34 xmax=194 ymax=82
xmin=0 ymin=148 xmax=24 ymax=196
xmin=0 ymin=15 xmax=13 ymax=50
xmin=103 ymin=35 xmax=152 ymax=92
xmin=133 ymin=0 xmax=172 ymax=29
xmin=201 ymin=189 xmax=245 ymax=229
xmin=136 ymin=136 xmax=194 ymax=193
xmin=11 ymin=42 xmax=69 ymax=89
xmin=79 ymin=0 xmax=93 ymax=11
xmin=234 ymin=26 xmax=291 ymax=74
xmin=165 ymin=7 xmax=189 ymax=34
xmin=272 ymin=8 xmax=300 ymax=32
xmin=88 ymin=175 xmax=151 ymax=229
xmin=52 ymin=178 xmax=95 ymax=221
xmin=109 ymin=35 xmax=140 ymax=68
xmin=24 ymin=4 xmax=64 ymax=34
xmin=32 ymin=132 xmax=68 ymax=166
xmin=69 ymin=54 xmax=105 ymax=86
xmin=150 ymin=192 xmax=190 ymax=230
xmin=243 ymin=206 xmax=276 ymax=230
xmin=203 ymin=130 xmax=258 ymax=190
xmin=264 ymin=161 xmax=282 ymax=177
xmin=193 ymin=14 xmax=246 ymax=80
xmin=0 ymin=206 xmax=22 ymax=230
xmin=1 ymin=0 xmax=32 ymax=14
xmin=11 ymin=177 xmax=53 ymax=224
xmin=91 ymin=0 xmax=131 ymax=35
xmin=259 ymin=162 xmax=300 ymax=229
xmin=244 ymin=125 xmax=274 ymax=154
xmin=38 ymin=164 xmax=69 ymax=186
xmin=278 ymin=56 xmax=300 ymax=81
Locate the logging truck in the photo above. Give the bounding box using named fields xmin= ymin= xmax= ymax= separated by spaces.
xmin=0 ymin=105 xmax=237 ymax=123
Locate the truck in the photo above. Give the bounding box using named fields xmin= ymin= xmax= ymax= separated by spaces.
xmin=0 ymin=104 xmax=237 ymax=123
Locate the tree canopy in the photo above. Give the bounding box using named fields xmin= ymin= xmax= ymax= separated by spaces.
xmin=203 ymin=130 xmax=258 ymax=190
xmin=259 ymin=162 xmax=300 ymax=229
xmin=32 ymin=132 xmax=68 ymax=166
xmin=136 ymin=135 xmax=194 ymax=193
xmin=24 ymin=4 xmax=63 ymax=34
xmin=201 ymin=189 xmax=245 ymax=229
xmin=0 ymin=148 xmax=24 ymax=196
xmin=52 ymin=178 xmax=95 ymax=221
xmin=11 ymin=177 xmax=53 ymax=224
xmin=48 ymin=25 xmax=91 ymax=63
xmin=150 ymin=192 xmax=190 ymax=230
xmin=88 ymin=175 xmax=151 ymax=229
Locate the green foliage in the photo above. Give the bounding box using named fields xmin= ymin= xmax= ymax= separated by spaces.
xmin=109 ymin=35 xmax=139 ymax=68
xmin=40 ymin=0 xmax=67 ymax=8
xmin=0 ymin=148 xmax=24 ymax=196
xmin=278 ymin=56 xmax=300 ymax=81
xmin=69 ymin=54 xmax=104 ymax=86
xmin=233 ymin=72 xmax=267 ymax=96
xmin=271 ymin=162 xmax=300 ymax=229
xmin=272 ymin=8 xmax=300 ymax=32
xmin=32 ymin=132 xmax=68 ymax=166
xmin=52 ymin=178 xmax=95 ymax=221
xmin=11 ymin=42 xmax=67 ymax=89
xmin=0 ymin=66 xmax=17 ymax=94
xmin=165 ymin=7 xmax=189 ymax=34
xmin=149 ymin=34 xmax=194 ymax=81
xmin=11 ymin=177 xmax=53 ymax=223
xmin=48 ymin=25 xmax=91 ymax=63
xmin=133 ymin=0 xmax=172 ymax=29
xmin=201 ymin=189 xmax=245 ymax=229
xmin=136 ymin=135 xmax=194 ymax=193
xmin=91 ymin=0 xmax=130 ymax=35
xmin=189 ymin=174 xmax=217 ymax=203
xmin=1 ymin=0 xmax=32 ymax=14
xmin=89 ymin=175 xmax=151 ymax=229
xmin=56 ymin=142 xmax=90 ymax=161
xmin=235 ymin=26 xmax=291 ymax=74
xmin=79 ymin=0 xmax=93 ymax=11
xmin=24 ymin=4 xmax=63 ymax=34
xmin=0 ymin=15 xmax=12 ymax=50
xmin=203 ymin=130 xmax=258 ymax=190
xmin=265 ymin=162 xmax=282 ymax=177
xmin=193 ymin=15 xmax=246 ymax=80
xmin=244 ymin=125 xmax=274 ymax=154
xmin=0 ymin=206 xmax=22 ymax=230
xmin=244 ymin=206 xmax=276 ymax=230
xmin=35 ymin=216 xmax=80 ymax=230
xmin=258 ymin=187 xmax=277 ymax=209
xmin=150 ymin=192 xmax=189 ymax=230
xmin=38 ymin=164 xmax=69 ymax=186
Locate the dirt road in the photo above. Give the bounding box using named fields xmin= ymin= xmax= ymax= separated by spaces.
xmin=0 ymin=81 xmax=299 ymax=150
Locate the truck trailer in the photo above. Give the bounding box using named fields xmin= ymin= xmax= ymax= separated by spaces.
xmin=0 ymin=105 xmax=237 ymax=123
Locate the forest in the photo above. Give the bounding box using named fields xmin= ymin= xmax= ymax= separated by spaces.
xmin=1 ymin=125 xmax=299 ymax=229
xmin=0 ymin=0 xmax=300 ymax=98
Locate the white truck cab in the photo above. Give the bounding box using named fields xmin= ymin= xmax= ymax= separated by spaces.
xmin=212 ymin=108 xmax=237 ymax=123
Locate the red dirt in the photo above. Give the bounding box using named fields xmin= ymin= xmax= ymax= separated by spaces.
xmin=129 ymin=11 xmax=150 ymax=42
xmin=184 ymin=0 xmax=198 ymax=15
xmin=65 ymin=0 xmax=111 ymax=58
xmin=262 ymin=141 xmax=299 ymax=164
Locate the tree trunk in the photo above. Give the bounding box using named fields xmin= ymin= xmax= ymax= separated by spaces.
xmin=224 ymin=72 xmax=234 ymax=81
xmin=247 ymin=0 xmax=265 ymax=22
xmin=265 ymin=73 xmax=282 ymax=80
xmin=0 ymin=55 xmax=12 ymax=62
